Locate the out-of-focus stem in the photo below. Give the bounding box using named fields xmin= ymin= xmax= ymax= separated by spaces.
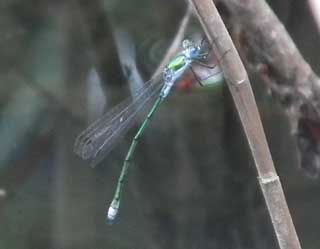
xmin=152 ymin=3 xmax=193 ymax=78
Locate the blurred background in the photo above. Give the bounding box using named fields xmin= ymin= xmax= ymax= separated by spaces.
xmin=0 ymin=0 xmax=320 ymax=249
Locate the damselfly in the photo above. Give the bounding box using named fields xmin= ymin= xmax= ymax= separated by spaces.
xmin=74 ymin=38 xmax=224 ymax=223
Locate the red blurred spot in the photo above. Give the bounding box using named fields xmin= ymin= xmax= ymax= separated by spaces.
xmin=176 ymin=73 xmax=195 ymax=91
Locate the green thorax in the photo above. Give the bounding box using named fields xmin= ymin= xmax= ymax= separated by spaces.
xmin=167 ymin=55 xmax=186 ymax=71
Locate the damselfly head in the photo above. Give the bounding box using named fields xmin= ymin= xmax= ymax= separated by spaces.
xmin=182 ymin=39 xmax=194 ymax=49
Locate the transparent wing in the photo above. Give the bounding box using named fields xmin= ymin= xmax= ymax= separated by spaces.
xmin=74 ymin=74 xmax=163 ymax=167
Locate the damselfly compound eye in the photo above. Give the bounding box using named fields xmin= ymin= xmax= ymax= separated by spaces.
xmin=182 ymin=39 xmax=192 ymax=49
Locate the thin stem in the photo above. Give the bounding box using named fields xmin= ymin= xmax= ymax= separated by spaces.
xmin=189 ymin=1 xmax=302 ymax=249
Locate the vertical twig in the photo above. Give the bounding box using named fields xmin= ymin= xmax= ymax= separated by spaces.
xmin=189 ymin=1 xmax=302 ymax=249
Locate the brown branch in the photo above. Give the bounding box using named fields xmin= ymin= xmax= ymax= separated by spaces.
xmin=222 ymin=0 xmax=320 ymax=121
xmin=189 ymin=1 xmax=302 ymax=249
xmin=220 ymin=0 xmax=320 ymax=177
